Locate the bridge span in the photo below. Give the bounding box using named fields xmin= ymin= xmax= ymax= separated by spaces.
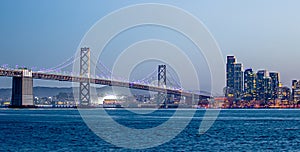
xmin=0 ymin=48 xmax=211 ymax=107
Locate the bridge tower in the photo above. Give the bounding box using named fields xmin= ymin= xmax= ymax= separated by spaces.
xmin=158 ymin=65 xmax=166 ymax=87
xmin=11 ymin=69 xmax=34 ymax=107
xmin=158 ymin=65 xmax=167 ymax=108
xmin=79 ymin=47 xmax=91 ymax=106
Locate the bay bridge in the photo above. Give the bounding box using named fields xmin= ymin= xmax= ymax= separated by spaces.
xmin=0 ymin=47 xmax=211 ymax=108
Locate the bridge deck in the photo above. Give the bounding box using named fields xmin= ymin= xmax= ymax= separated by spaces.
xmin=0 ymin=69 xmax=210 ymax=98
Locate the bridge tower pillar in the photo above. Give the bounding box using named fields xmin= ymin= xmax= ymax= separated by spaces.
xmin=11 ymin=69 xmax=33 ymax=107
xmin=158 ymin=65 xmax=167 ymax=108
xmin=79 ymin=47 xmax=91 ymax=106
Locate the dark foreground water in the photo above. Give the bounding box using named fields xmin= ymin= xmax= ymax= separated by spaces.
xmin=0 ymin=109 xmax=300 ymax=151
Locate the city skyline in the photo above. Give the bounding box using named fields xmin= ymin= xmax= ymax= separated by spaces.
xmin=226 ymin=54 xmax=295 ymax=88
xmin=225 ymin=55 xmax=300 ymax=108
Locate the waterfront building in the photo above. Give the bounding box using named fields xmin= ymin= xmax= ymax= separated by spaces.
xmin=226 ymin=56 xmax=236 ymax=97
xmin=244 ymin=68 xmax=256 ymax=100
xmin=256 ymin=70 xmax=269 ymax=100
xmin=270 ymin=72 xmax=280 ymax=99
xmin=263 ymin=76 xmax=272 ymax=100
xmin=278 ymin=86 xmax=291 ymax=101
xmin=234 ymin=63 xmax=243 ymax=99
xmin=225 ymin=56 xmax=243 ymax=99
xmin=292 ymin=80 xmax=300 ymax=104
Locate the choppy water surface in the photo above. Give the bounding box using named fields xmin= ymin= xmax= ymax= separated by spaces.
xmin=0 ymin=109 xmax=299 ymax=151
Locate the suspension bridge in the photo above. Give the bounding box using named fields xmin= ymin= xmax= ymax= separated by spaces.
xmin=0 ymin=47 xmax=211 ymax=108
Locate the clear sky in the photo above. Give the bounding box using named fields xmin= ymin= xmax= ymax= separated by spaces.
xmin=0 ymin=0 xmax=300 ymax=92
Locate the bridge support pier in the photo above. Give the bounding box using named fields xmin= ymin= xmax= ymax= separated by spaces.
xmin=11 ymin=70 xmax=34 ymax=106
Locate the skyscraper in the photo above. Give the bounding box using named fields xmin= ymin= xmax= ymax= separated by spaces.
xmin=244 ymin=68 xmax=256 ymax=100
xmin=292 ymin=80 xmax=300 ymax=104
xmin=256 ymin=70 xmax=269 ymax=100
xmin=263 ymin=76 xmax=272 ymax=100
xmin=234 ymin=63 xmax=243 ymax=99
xmin=225 ymin=55 xmax=243 ymax=99
xmin=226 ymin=56 xmax=235 ymax=87
xmin=225 ymin=56 xmax=235 ymax=97
xmin=269 ymin=72 xmax=280 ymax=99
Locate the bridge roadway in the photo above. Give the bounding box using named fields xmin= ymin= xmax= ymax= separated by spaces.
xmin=0 ymin=69 xmax=210 ymax=99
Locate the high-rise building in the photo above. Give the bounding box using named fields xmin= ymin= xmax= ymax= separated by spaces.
xmin=256 ymin=70 xmax=269 ymax=100
xmin=244 ymin=68 xmax=256 ymax=100
xmin=226 ymin=56 xmax=235 ymax=92
xmin=278 ymin=86 xmax=291 ymax=101
xmin=225 ymin=56 xmax=243 ymax=99
xmin=225 ymin=56 xmax=235 ymax=97
xmin=269 ymin=72 xmax=280 ymax=99
xmin=234 ymin=63 xmax=243 ymax=98
xmin=263 ymin=76 xmax=272 ymax=100
xmin=292 ymin=80 xmax=300 ymax=104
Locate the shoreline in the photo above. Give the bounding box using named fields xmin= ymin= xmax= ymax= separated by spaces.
xmin=1 ymin=107 xmax=300 ymax=110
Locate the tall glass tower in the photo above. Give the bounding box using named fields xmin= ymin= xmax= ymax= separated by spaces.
xmin=270 ymin=72 xmax=280 ymax=99
xmin=234 ymin=63 xmax=243 ymax=99
xmin=226 ymin=55 xmax=243 ymax=99
xmin=256 ymin=70 xmax=270 ymax=100
xmin=244 ymin=68 xmax=256 ymax=100
xmin=225 ymin=56 xmax=236 ymax=97
xmin=292 ymin=80 xmax=300 ymax=104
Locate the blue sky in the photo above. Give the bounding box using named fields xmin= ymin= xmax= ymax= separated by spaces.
xmin=0 ymin=0 xmax=300 ymax=92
